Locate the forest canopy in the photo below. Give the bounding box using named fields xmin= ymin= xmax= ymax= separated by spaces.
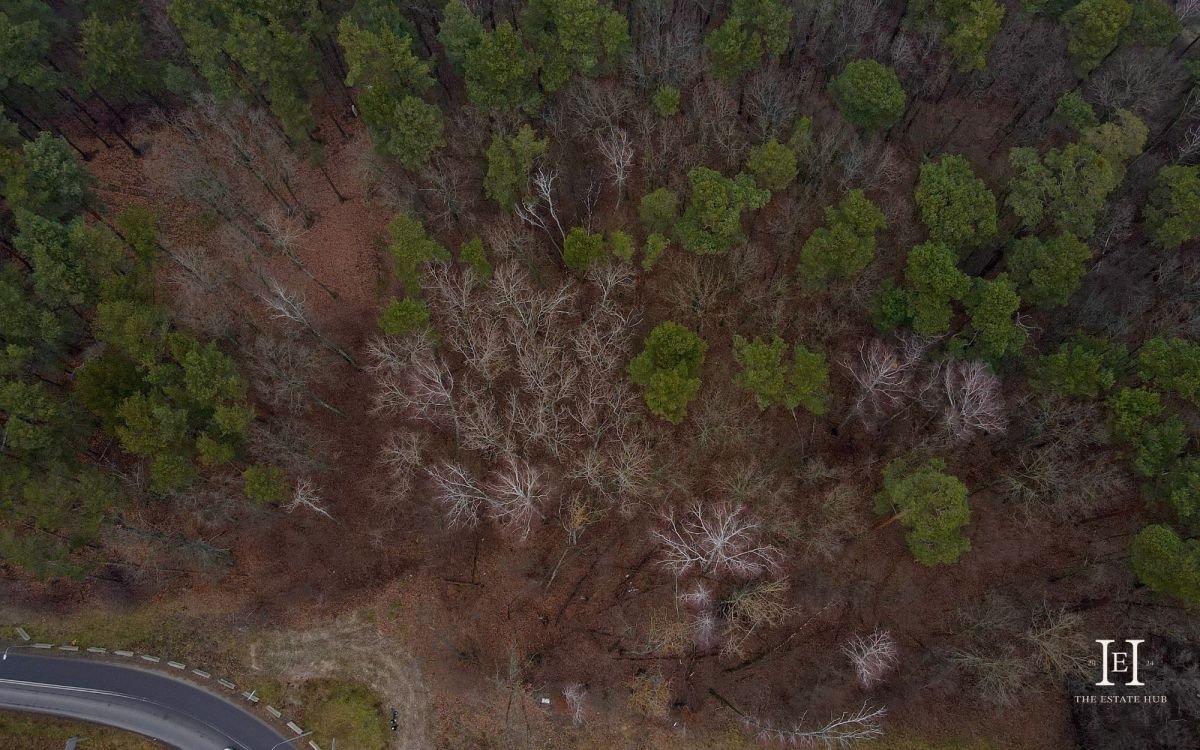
xmin=1 ymin=0 xmax=1199 ymax=747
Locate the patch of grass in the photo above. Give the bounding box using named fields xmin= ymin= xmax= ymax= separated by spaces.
xmin=298 ymin=678 xmax=389 ymax=750
xmin=0 ymin=712 xmax=159 ymax=750
xmin=0 ymin=604 xmax=238 ymax=672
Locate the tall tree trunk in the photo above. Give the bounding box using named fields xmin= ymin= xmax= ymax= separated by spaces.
xmin=319 ymin=163 xmax=346 ymax=203
xmin=108 ymin=122 xmax=141 ymax=156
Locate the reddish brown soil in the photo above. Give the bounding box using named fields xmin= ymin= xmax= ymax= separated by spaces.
xmin=2 ymin=100 xmax=1163 ymax=750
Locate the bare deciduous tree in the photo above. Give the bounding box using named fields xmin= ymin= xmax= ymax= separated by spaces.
xmin=1022 ymin=605 xmax=1088 ymax=678
xmin=285 ymin=479 xmax=332 ymax=519
xmin=562 ymin=683 xmax=587 ymax=725
xmin=1178 ymin=124 xmax=1200 ymax=165
xmin=260 ymin=278 xmax=359 ymax=368
xmin=842 ymin=629 xmax=899 ymax=689
xmin=492 ymin=263 xmax=578 ymax=336
xmin=744 ymin=703 xmax=887 ymax=748
xmin=426 ymin=461 xmax=486 ymax=529
xmin=652 ymin=503 xmax=780 ymax=578
xmin=486 ymin=456 xmax=548 ymax=540
xmin=249 ymin=333 xmax=340 ymax=415
xmin=843 ymin=338 xmax=926 ymax=425
xmin=597 ymin=128 xmax=634 ymax=206
xmin=514 ymin=167 xmax=567 ymax=244
xmin=372 ymin=352 xmax=457 ymax=433
xmin=692 ymin=611 xmax=721 ymax=650
xmin=722 ymin=578 xmax=794 ymax=659
xmin=558 ymin=493 xmax=604 ymax=545
xmin=940 ymin=361 xmax=1007 ymax=442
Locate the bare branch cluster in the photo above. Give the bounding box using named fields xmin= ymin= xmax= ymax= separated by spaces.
xmin=284 ymin=479 xmax=332 ymax=520
xmin=651 ymin=503 xmax=780 ymax=578
xmin=743 ymin=702 xmax=887 ymax=748
xmin=485 ymin=456 xmax=548 ymax=540
xmin=939 ymin=361 xmax=1007 ymax=442
xmin=841 ymin=629 xmax=899 ymax=689
xmin=596 ymin=127 xmax=634 ymax=206
xmin=426 ymin=461 xmax=487 ymax=529
xmin=721 ymin=578 xmax=795 ymax=659
xmin=562 ymin=683 xmax=587 ymax=725
xmin=843 ymin=337 xmax=929 ymax=424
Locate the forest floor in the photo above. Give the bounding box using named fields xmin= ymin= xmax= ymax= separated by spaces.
xmin=0 ymin=99 xmax=1156 ymax=749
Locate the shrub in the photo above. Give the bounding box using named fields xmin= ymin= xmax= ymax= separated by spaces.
xmin=628 ymin=322 xmax=706 ymax=423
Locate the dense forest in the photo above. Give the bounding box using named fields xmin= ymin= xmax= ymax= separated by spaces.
xmin=2 ymin=0 xmax=1200 ymax=747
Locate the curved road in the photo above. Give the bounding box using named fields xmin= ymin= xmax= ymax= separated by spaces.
xmin=0 ymin=652 xmax=288 ymax=749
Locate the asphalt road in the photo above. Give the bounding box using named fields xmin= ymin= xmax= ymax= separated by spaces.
xmin=0 ymin=652 xmax=288 ymax=750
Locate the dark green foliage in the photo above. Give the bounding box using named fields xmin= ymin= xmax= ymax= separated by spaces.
xmin=1152 ymin=458 xmax=1200 ymax=529
xmin=705 ymin=0 xmax=793 ymax=80
xmin=1062 ymin=0 xmax=1133 ymax=75
xmin=379 ymin=297 xmax=431 ymax=335
xmin=0 ymin=7 xmax=60 ymax=99
xmin=639 ymin=188 xmax=680 ymax=235
xmin=243 ymin=464 xmax=288 ymax=504
xmin=438 ymin=0 xmax=483 ymax=71
xmin=904 ymin=242 xmax=970 ymax=335
xmin=873 ymin=280 xmax=912 ymax=333
xmin=962 ymin=275 xmax=1026 ymax=363
xmin=1138 ymin=337 xmax=1200 ymax=406
xmin=339 ymin=17 xmax=442 ymax=168
xmin=116 ymin=205 xmax=161 ymax=265
xmin=484 ymin=125 xmax=548 ymax=212
xmin=459 ymin=237 xmax=493 ymax=281
xmin=796 ymin=189 xmax=887 ymax=286
xmin=1107 ymin=386 xmax=1163 ymax=443
xmin=169 ymin=0 xmax=324 ymax=142
xmin=628 ymin=322 xmax=706 ymax=423
xmin=15 ymin=213 xmax=123 ymax=309
xmin=830 ymin=59 xmax=906 ymax=130
xmin=1025 ymin=0 xmax=1081 ymax=15
xmin=388 ymin=214 xmax=450 ymax=295
xmin=732 ymin=336 xmax=829 ymax=414
xmin=642 ymin=233 xmax=669 ymax=271
xmin=464 ymin=22 xmax=543 ymax=112
xmin=609 ymin=230 xmax=635 ymax=262
xmin=875 ymin=458 xmax=972 ymax=566
xmin=1122 ymin=0 xmax=1182 ymax=46
xmin=73 ymin=351 xmax=146 ymax=428
xmin=1080 ymin=109 xmax=1148 ymax=168
xmin=914 ymin=155 xmax=997 ymax=254
xmin=1007 ymin=234 xmax=1091 ymax=308
xmin=0 ymin=465 xmax=119 ymax=580
xmin=1010 ymin=143 xmax=1117 ymax=238
xmin=0 ymin=379 xmax=86 ymax=461
xmin=677 ymin=168 xmax=770 ymax=255
xmin=1054 ymin=91 xmax=1098 ymax=132
xmin=746 ymin=138 xmax=798 ymax=191
xmin=1131 ymin=416 xmax=1186 ymax=478
xmin=563 ymin=227 xmax=607 ymax=272
xmin=1131 ymin=525 xmax=1200 ymax=603
xmin=79 ymin=6 xmax=159 ymax=99
xmin=1035 ymin=336 xmax=1126 ymax=399
xmin=1144 ymin=165 xmax=1200 ymax=251
xmin=523 ymin=0 xmax=630 ymax=93
xmin=1006 ymin=113 xmax=1145 ymax=239
xmin=87 ymin=328 xmax=254 ymax=494
xmin=652 ymin=86 xmax=680 ymax=116
xmin=1 ymin=134 xmax=89 ymax=220
xmin=921 ymin=0 xmax=1007 ymax=71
